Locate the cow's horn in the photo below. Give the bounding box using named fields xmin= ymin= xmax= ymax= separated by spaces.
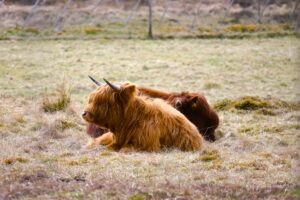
xmin=88 ymin=75 xmax=102 ymax=86
xmin=103 ymin=78 xmax=121 ymax=92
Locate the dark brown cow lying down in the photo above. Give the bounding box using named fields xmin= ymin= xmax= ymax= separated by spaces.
xmin=85 ymin=76 xmax=219 ymax=148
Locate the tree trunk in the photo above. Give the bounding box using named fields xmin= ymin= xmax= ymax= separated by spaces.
xmin=147 ymin=0 xmax=153 ymax=38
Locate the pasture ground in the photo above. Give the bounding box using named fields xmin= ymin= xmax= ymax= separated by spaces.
xmin=0 ymin=36 xmax=299 ymax=199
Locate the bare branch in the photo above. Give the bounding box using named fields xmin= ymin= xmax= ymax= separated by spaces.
xmin=91 ymin=0 xmax=103 ymax=14
xmin=293 ymin=0 xmax=300 ymax=15
xmin=124 ymin=0 xmax=142 ymax=28
xmin=188 ymin=0 xmax=201 ymax=31
xmin=296 ymin=11 xmax=300 ymax=31
xmin=225 ymin=0 xmax=234 ymax=17
xmin=22 ymin=0 xmax=43 ymax=27
xmin=0 ymin=0 xmax=6 ymax=7
xmin=157 ymin=0 xmax=170 ymax=28
xmin=261 ymin=0 xmax=271 ymax=14
xmin=54 ymin=0 xmax=73 ymax=32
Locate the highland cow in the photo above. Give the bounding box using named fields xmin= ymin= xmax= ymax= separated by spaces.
xmin=85 ymin=76 xmax=219 ymax=146
xmin=82 ymin=79 xmax=203 ymax=152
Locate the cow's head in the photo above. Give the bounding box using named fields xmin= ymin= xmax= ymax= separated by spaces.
xmin=83 ymin=77 xmax=136 ymax=128
xmin=168 ymin=93 xmax=209 ymax=115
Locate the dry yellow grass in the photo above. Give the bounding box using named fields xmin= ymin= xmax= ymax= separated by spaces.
xmin=0 ymin=36 xmax=299 ymax=199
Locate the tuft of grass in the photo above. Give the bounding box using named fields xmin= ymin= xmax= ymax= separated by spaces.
xmin=64 ymin=157 xmax=90 ymax=166
xmin=202 ymin=82 xmax=221 ymax=90
xmin=234 ymin=96 xmax=268 ymax=110
xmin=40 ymin=123 xmax=63 ymax=139
xmin=15 ymin=115 xmax=26 ymax=124
xmin=255 ymin=152 xmax=272 ymax=158
xmin=84 ymin=27 xmax=104 ymax=34
xmin=287 ymin=188 xmax=300 ymax=197
xmin=193 ymin=150 xmax=220 ymax=162
xmin=129 ymin=194 xmax=146 ymax=200
xmin=272 ymin=158 xmax=291 ymax=168
xmin=31 ymin=120 xmax=46 ymax=131
xmin=58 ymin=119 xmax=77 ymax=130
xmin=230 ymin=160 xmax=267 ymax=171
xmin=198 ymin=27 xmax=213 ymax=33
xmin=227 ymin=24 xmax=259 ymax=32
xmin=255 ymin=108 xmax=276 ymax=116
xmin=3 ymin=156 xmax=28 ymax=165
xmin=24 ymin=28 xmax=39 ymax=34
xmin=3 ymin=158 xmax=14 ymax=165
xmin=158 ymin=25 xmax=186 ymax=33
xmin=39 ymin=117 xmax=77 ymax=139
xmin=213 ymin=98 xmax=234 ymax=111
xmin=238 ymin=126 xmax=254 ymax=134
xmin=42 ymin=81 xmax=71 ymax=113
xmin=60 ymin=191 xmax=83 ymax=199
xmin=5 ymin=27 xmax=39 ymax=37
xmin=99 ymin=151 xmax=113 ymax=157
xmin=263 ymin=125 xmax=284 ymax=133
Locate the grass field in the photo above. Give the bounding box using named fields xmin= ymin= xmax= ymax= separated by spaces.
xmin=0 ymin=36 xmax=299 ymax=199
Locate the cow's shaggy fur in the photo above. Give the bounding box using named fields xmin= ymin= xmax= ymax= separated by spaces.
xmin=83 ymin=83 xmax=203 ymax=152
xmin=138 ymin=87 xmax=219 ymax=141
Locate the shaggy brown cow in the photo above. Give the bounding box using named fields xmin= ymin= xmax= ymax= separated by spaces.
xmin=138 ymin=87 xmax=219 ymax=142
xmin=82 ymin=79 xmax=203 ymax=152
xmin=86 ymin=76 xmax=219 ymax=148
xmin=85 ymin=77 xmax=219 ymax=147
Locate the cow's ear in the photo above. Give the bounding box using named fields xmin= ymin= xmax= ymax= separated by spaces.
xmin=188 ymin=96 xmax=199 ymax=108
xmin=120 ymin=84 xmax=136 ymax=102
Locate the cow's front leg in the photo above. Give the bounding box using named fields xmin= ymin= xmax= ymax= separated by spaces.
xmin=85 ymin=132 xmax=115 ymax=149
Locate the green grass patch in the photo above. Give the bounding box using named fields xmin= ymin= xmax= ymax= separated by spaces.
xmin=129 ymin=193 xmax=147 ymax=200
xmin=287 ymin=188 xmax=300 ymax=197
xmin=226 ymin=23 xmax=292 ymax=33
xmin=0 ymin=22 xmax=296 ymax=40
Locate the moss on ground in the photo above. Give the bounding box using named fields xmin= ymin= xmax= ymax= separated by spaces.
xmin=213 ymin=96 xmax=300 ymax=113
xmin=287 ymin=188 xmax=300 ymax=197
